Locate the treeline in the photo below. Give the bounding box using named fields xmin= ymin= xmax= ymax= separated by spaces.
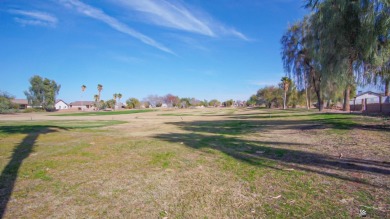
xmin=247 ymin=77 xmax=356 ymax=109
xmin=80 ymin=84 xmax=237 ymax=110
xmin=281 ymin=0 xmax=389 ymax=111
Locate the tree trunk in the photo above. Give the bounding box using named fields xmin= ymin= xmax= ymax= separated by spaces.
xmin=315 ymin=89 xmax=323 ymax=111
xmin=283 ymin=91 xmax=287 ymax=109
xmin=343 ymin=86 xmax=351 ymax=111
xmin=305 ymin=87 xmax=309 ymax=110
xmin=343 ymin=57 xmax=353 ymax=111
xmin=385 ymin=79 xmax=390 ymax=96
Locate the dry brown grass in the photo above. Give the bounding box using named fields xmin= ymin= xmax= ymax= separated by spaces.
xmin=0 ymin=108 xmax=389 ymax=218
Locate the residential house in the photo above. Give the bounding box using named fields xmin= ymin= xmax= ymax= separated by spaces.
xmin=55 ymin=100 xmax=69 ymax=110
xmin=69 ymin=101 xmax=95 ymax=110
xmin=11 ymin=99 xmax=29 ymax=109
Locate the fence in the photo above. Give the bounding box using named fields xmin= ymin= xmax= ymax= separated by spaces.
xmin=350 ymin=96 xmax=390 ymax=113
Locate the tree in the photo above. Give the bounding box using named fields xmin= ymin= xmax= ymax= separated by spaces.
xmin=256 ymin=86 xmax=283 ymax=108
xmin=0 ymin=91 xmax=17 ymax=113
xmin=281 ymin=77 xmax=292 ymax=109
xmin=93 ymin=94 xmax=99 ymax=102
xmin=81 ymin=85 xmax=86 ymax=111
xmin=118 ymin=93 xmax=123 ymax=106
xmin=306 ymin=0 xmax=389 ymax=111
xmin=113 ymin=93 xmax=118 ymax=110
xmin=97 ymin=84 xmax=103 ymax=100
xmin=247 ymin=95 xmax=258 ymax=106
xmin=163 ymin=94 xmax=180 ymax=107
xmin=106 ymin=99 xmax=116 ymax=109
xmin=126 ymin=98 xmax=141 ymax=109
xmin=281 ymin=17 xmax=323 ymax=111
xmin=223 ymin=99 xmax=234 ymax=107
xmin=144 ymin=95 xmax=163 ymax=107
xmin=208 ymin=99 xmax=220 ymax=107
xmin=24 ymin=75 xmax=60 ymax=111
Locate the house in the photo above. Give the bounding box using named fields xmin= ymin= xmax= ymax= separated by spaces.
xmin=11 ymin=99 xmax=29 ymax=109
xmin=55 ymin=100 xmax=69 ymax=110
xmin=351 ymin=91 xmax=385 ymax=105
xmin=69 ymin=101 xmax=95 ymax=110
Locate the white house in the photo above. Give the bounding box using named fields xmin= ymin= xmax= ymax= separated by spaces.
xmin=352 ymin=91 xmax=385 ymax=104
xmin=55 ymin=100 xmax=69 ymax=110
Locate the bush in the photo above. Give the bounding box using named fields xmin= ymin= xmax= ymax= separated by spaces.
xmin=23 ymin=108 xmax=45 ymax=113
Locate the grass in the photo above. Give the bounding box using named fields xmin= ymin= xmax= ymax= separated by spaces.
xmin=0 ymin=108 xmax=388 ymax=218
xmin=52 ymin=109 xmax=155 ymax=116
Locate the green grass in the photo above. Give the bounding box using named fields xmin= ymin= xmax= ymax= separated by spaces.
xmin=158 ymin=113 xmax=194 ymax=116
xmin=0 ymin=120 xmax=126 ymax=136
xmin=52 ymin=109 xmax=155 ymax=116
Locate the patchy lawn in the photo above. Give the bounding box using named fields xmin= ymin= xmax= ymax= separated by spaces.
xmin=52 ymin=109 xmax=155 ymax=116
xmin=0 ymin=108 xmax=389 ymax=218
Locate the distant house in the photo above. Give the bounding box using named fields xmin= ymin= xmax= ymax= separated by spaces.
xmin=55 ymin=100 xmax=69 ymax=110
xmin=69 ymin=101 xmax=95 ymax=110
xmin=11 ymin=99 xmax=29 ymax=109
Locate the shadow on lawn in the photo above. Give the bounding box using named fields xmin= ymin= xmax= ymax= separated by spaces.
xmin=0 ymin=125 xmax=67 ymax=218
xmin=153 ymin=119 xmax=390 ymax=189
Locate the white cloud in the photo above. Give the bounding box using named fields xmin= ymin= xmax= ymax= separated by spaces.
xmin=59 ymin=0 xmax=174 ymax=54
xmin=114 ymin=0 xmax=249 ymax=40
xmin=9 ymin=10 xmax=58 ymax=27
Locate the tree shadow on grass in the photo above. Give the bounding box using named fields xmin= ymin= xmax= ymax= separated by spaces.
xmin=0 ymin=125 xmax=68 ymax=218
xmin=153 ymin=120 xmax=390 ymax=190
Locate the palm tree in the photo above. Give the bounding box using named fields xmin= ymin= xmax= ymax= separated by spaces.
xmin=81 ymin=85 xmax=86 ymax=92
xmin=81 ymin=85 xmax=86 ymax=111
xmin=118 ymin=93 xmax=122 ymax=109
xmin=97 ymin=84 xmax=103 ymax=100
xmin=113 ymin=93 xmax=118 ymax=110
xmin=281 ymin=77 xmax=291 ymax=110
xmin=93 ymin=94 xmax=99 ymax=110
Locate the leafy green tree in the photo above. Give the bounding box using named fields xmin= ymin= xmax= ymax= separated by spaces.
xmin=126 ymin=98 xmax=141 ymax=109
xmin=224 ymin=99 xmax=234 ymax=107
xmin=0 ymin=91 xmax=17 ymax=113
xmin=247 ymin=95 xmax=258 ymax=106
xmin=256 ymin=86 xmax=283 ymax=108
xmin=208 ymin=99 xmax=220 ymax=107
xmin=281 ymin=17 xmax=323 ymax=110
xmin=106 ymin=99 xmax=116 ymax=109
xmin=24 ymin=75 xmax=60 ymax=111
xmin=306 ymin=0 xmax=389 ymax=111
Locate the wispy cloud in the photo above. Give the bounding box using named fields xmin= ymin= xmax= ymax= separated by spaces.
xmin=115 ymin=0 xmax=249 ymax=40
xmin=9 ymin=10 xmax=58 ymax=27
xmin=59 ymin=0 xmax=174 ymax=54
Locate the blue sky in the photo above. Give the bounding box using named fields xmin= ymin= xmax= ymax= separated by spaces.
xmin=0 ymin=0 xmax=308 ymax=103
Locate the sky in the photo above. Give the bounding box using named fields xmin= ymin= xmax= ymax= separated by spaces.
xmin=0 ymin=0 xmax=309 ymax=103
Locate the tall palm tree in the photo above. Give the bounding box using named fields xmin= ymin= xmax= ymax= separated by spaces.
xmin=81 ymin=85 xmax=86 ymax=111
xmin=113 ymin=93 xmax=118 ymax=110
xmin=97 ymin=84 xmax=103 ymax=101
xmin=281 ymin=77 xmax=292 ymax=110
xmin=93 ymin=94 xmax=99 ymax=102
xmin=118 ymin=93 xmax=122 ymax=108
